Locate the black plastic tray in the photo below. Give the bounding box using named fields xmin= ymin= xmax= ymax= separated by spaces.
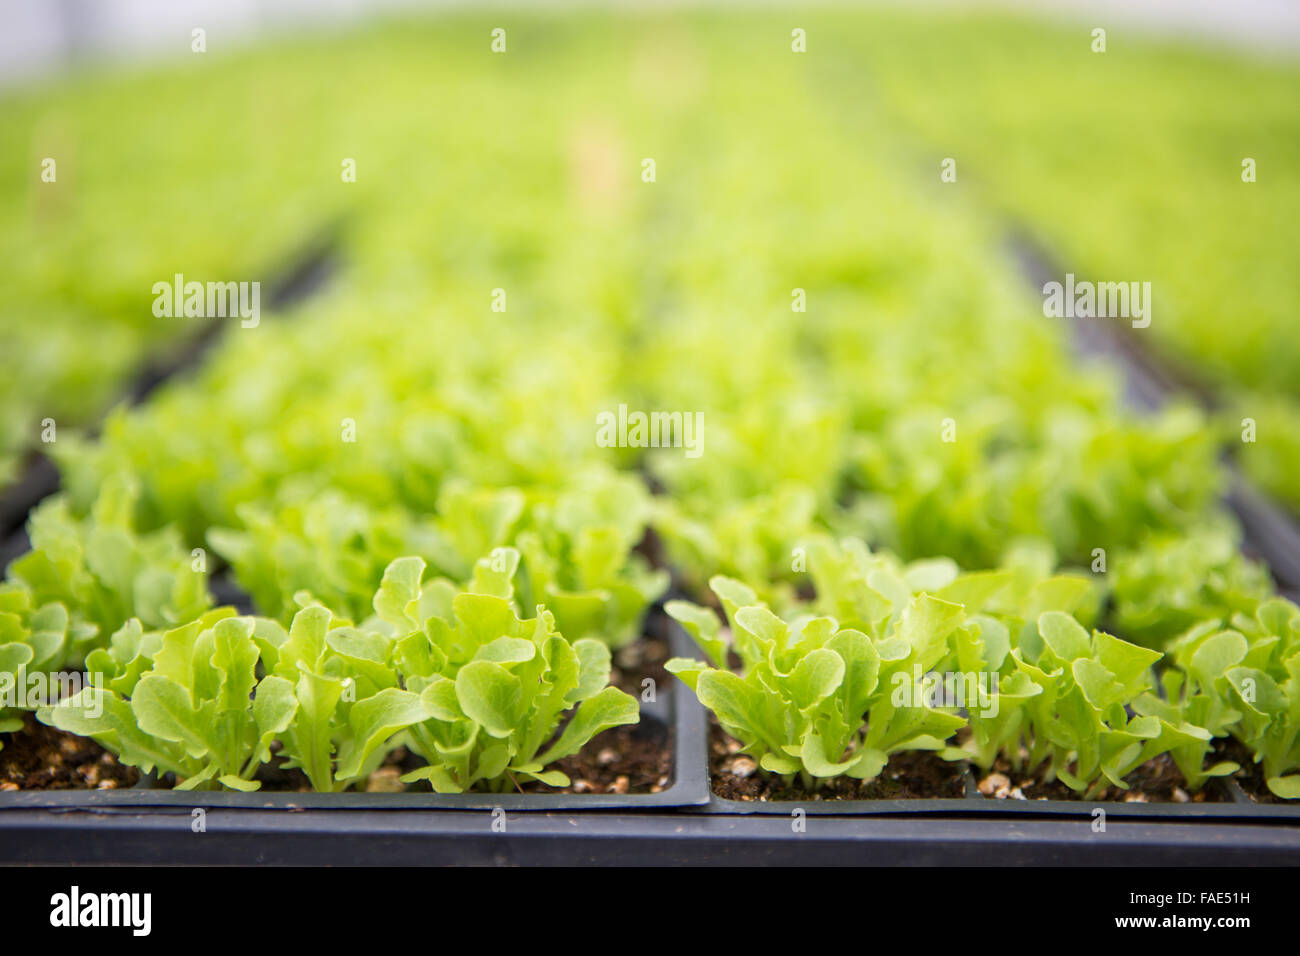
xmin=2 ymin=802 xmax=1297 ymax=866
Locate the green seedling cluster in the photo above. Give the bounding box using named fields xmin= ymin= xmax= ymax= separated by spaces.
xmin=670 ymin=539 xmax=1300 ymax=796
xmin=846 ymin=10 xmax=1300 ymax=511
xmin=35 ymin=552 xmax=638 ymax=791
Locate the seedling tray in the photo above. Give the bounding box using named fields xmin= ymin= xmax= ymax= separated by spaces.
xmin=3 ymin=612 xmax=1298 ymax=863
xmin=2 ymin=801 xmax=1297 ymax=866
xmin=696 ymin=760 xmax=1300 ymax=821
xmin=0 ymin=616 xmax=709 ymax=812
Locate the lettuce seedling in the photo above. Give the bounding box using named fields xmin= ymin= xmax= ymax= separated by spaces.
xmin=969 ymin=612 xmax=1212 ymax=795
xmin=803 ymin=535 xmax=1100 ymax=643
xmin=12 ymin=478 xmax=210 ymax=640
xmin=1109 ymin=526 xmax=1274 ymax=649
xmin=1216 ymin=598 xmax=1300 ymax=797
xmin=38 ymin=609 xmax=295 ymax=790
xmin=208 ymin=471 xmax=666 ymax=650
xmin=374 ymin=552 xmax=641 ymax=792
xmin=651 ymin=484 xmax=818 ymax=605
xmin=0 ymin=584 xmax=96 ymax=745
xmin=514 ymin=469 xmax=668 ymax=649
xmin=666 ymin=576 xmax=967 ymax=787
xmin=255 ymin=597 xmax=431 ymax=792
xmin=37 ymin=598 xmax=431 ymax=792
xmin=1 ymin=475 xmax=207 ymax=742
xmin=33 ymin=550 xmax=641 ymax=793
xmin=1136 ymin=599 xmax=1300 ymax=797
xmin=1131 ymin=621 xmax=1244 ymax=790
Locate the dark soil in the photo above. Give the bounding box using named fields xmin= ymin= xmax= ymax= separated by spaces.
xmin=976 ymin=750 xmax=1221 ymax=803
xmin=708 ymin=720 xmax=966 ymax=802
xmin=513 ymin=723 xmax=672 ymax=795
xmin=0 ymin=713 xmax=139 ymax=791
xmin=251 ymin=742 xmax=314 ymax=792
xmin=610 ymin=633 xmax=671 ymax=698
xmin=255 ymin=723 xmax=672 ymax=796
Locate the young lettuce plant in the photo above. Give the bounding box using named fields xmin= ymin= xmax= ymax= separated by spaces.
xmin=208 ymin=471 xmax=666 ymax=652
xmin=650 ymin=484 xmax=819 ymax=607
xmin=965 ymin=611 xmax=1214 ymax=795
xmin=1216 ymin=598 xmax=1300 ymax=797
xmin=514 ymin=468 xmax=668 ymax=650
xmin=0 ymin=583 xmax=100 ymax=745
xmin=666 ymin=576 xmax=967 ymax=787
xmin=8 ymin=476 xmax=210 ymax=656
xmin=373 ymin=551 xmax=641 ymax=792
xmin=38 ymin=609 xmax=296 ymax=790
xmin=1131 ymin=621 xmax=1244 ymax=791
xmin=1108 ymin=526 xmax=1274 ymax=649
xmin=803 ymin=535 xmax=1100 ymax=644
xmin=254 ymin=596 xmax=433 ymax=793
xmin=1133 ymin=598 xmax=1300 ymax=798
xmin=36 ymin=597 xmax=439 ymax=792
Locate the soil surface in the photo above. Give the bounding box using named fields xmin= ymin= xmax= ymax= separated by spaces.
xmin=0 ymin=713 xmax=138 ymax=791
xmin=255 ymin=722 xmax=672 ymax=795
xmin=976 ymin=750 xmax=1221 ymax=803
xmin=709 ymin=720 xmax=966 ymax=801
xmin=610 ymin=633 xmax=671 ymax=698
xmin=514 ymin=724 xmax=672 ymax=795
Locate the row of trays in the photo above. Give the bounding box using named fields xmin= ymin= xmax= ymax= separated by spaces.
xmin=1 ymin=231 xmax=1299 ymax=864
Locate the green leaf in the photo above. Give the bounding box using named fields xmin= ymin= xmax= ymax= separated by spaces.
xmin=468 ymin=547 xmax=520 ymax=599
xmin=786 ymin=648 xmax=845 ymax=711
xmin=569 ymin=638 xmax=612 ymax=701
xmin=536 ymin=686 xmax=638 ymax=764
xmin=373 ymin=556 xmax=425 ymax=631
xmin=335 ymin=688 xmax=431 ymax=781
xmin=709 ymin=576 xmax=758 ymax=614
xmin=1092 ymin=630 xmax=1161 ymax=690
xmin=474 ymin=636 xmax=536 ymax=664
xmin=455 ymin=661 xmax=523 ymax=737
xmin=1072 ymin=658 xmax=1123 ymax=710
xmin=899 ymin=595 xmax=965 ymax=669
xmin=131 ymin=674 xmax=212 ymax=758
xmin=1038 ymin=612 xmax=1091 ymax=662
xmin=518 ymin=769 xmax=570 ymax=787
xmin=827 ymin=628 xmax=879 ymax=722
xmin=800 ymin=725 xmax=859 ymax=776
xmin=1188 ymin=630 xmax=1248 ymax=686
xmin=665 ymin=656 xmax=710 ymax=691
xmin=277 ymin=605 xmax=332 ymax=675
xmin=253 ymin=676 xmax=297 ymax=745
xmin=1266 ymin=776 xmax=1300 ymax=799
xmin=211 ymin=617 xmax=259 ymax=717
xmin=418 ymin=677 xmax=462 ymax=721
xmin=695 ymin=670 xmax=780 ymax=753
xmin=734 ymin=605 xmax=788 ymax=652
xmin=282 ymin=668 xmax=344 ymax=792
xmin=665 ymin=600 xmax=729 ymax=669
